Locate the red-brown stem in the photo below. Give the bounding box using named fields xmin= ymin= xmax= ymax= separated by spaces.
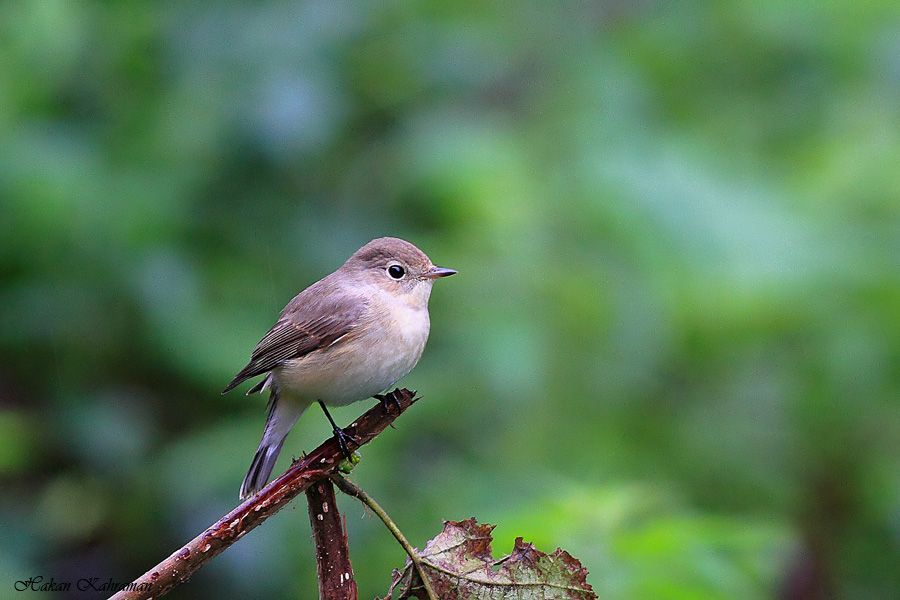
xmin=108 ymin=389 xmax=417 ymax=600
xmin=307 ymin=479 xmax=358 ymax=600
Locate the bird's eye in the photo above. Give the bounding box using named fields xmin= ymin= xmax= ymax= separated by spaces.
xmin=387 ymin=264 xmax=405 ymax=280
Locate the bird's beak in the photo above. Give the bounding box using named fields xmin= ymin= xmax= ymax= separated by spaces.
xmin=424 ymin=265 xmax=457 ymax=279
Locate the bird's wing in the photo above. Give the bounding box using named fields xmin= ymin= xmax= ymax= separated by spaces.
xmin=222 ymin=286 xmax=366 ymax=394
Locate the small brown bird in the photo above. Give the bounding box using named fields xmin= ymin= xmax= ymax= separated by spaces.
xmin=223 ymin=237 xmax=456 ymax=499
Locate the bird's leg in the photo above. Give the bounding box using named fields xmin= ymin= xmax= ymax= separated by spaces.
xmin=317 ymin=401 xmax=357 ymax=460
xmin=374 ymin=390 xmax=402 ymax=413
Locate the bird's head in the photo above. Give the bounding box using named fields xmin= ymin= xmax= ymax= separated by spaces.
xmin=343 ymin=237 xmax=456 ymax=306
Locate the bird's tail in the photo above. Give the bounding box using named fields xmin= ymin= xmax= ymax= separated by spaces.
xmin=240 ymin=388 xmax=307 ymax=500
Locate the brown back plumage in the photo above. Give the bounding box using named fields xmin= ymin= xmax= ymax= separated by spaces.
xmin=221 ymin=276 xmax=367 ymax=393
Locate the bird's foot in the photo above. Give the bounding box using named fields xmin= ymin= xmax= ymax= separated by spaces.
xmin=318 ymin=400 xmax=360 ymax=461
xmin=332 ymin=426 xmax=360 ymax=461
xmin=374 ymin=390 xmax=403 ymax=413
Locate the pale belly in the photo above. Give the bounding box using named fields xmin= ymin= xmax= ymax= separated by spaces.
xmin=273 ymin=304 xmax=430 ymax=406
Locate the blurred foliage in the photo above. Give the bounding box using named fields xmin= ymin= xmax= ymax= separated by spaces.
xmin=1 ymin=1 xmax=899 ymax=599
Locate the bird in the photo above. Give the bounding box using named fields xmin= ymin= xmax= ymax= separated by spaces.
xmin=223 ymin=237 xmax=456 ymax=499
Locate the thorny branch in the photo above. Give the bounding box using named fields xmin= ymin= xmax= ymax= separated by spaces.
xmin=307 ymin=479 xmax=358 ymax=600
xmin=108 ymin=388 xmax=417 ymax=600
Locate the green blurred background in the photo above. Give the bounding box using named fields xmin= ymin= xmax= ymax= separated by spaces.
xmin=1 ymin=1 xmax=898 ymax=598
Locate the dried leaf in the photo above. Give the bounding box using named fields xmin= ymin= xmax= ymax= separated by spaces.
xmin=386 ymin=518 xmax=596 ymax=599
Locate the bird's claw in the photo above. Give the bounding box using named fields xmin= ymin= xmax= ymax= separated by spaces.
xmin=374 ymin=390 xmax=403 ymax=413
xmin=332 ymin=426 xmax=360 ymax=461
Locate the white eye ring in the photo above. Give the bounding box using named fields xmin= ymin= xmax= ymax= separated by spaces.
xmin=386 ymin=263 xmax=406 ymax=280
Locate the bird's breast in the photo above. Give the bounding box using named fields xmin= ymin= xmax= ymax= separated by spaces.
xmin=368 ymin=297 xmax=430 ymax=381
xmin=275 ymin=295 xmax=430 ymax=406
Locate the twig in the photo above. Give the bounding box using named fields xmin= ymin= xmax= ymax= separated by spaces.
xmin=331 ymin=475 xmax=439 ymax=600
xmin=307 ymin=479 xmax=357 ymax=600
xmin=108 ymin=389 xmax=417 ymax=600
